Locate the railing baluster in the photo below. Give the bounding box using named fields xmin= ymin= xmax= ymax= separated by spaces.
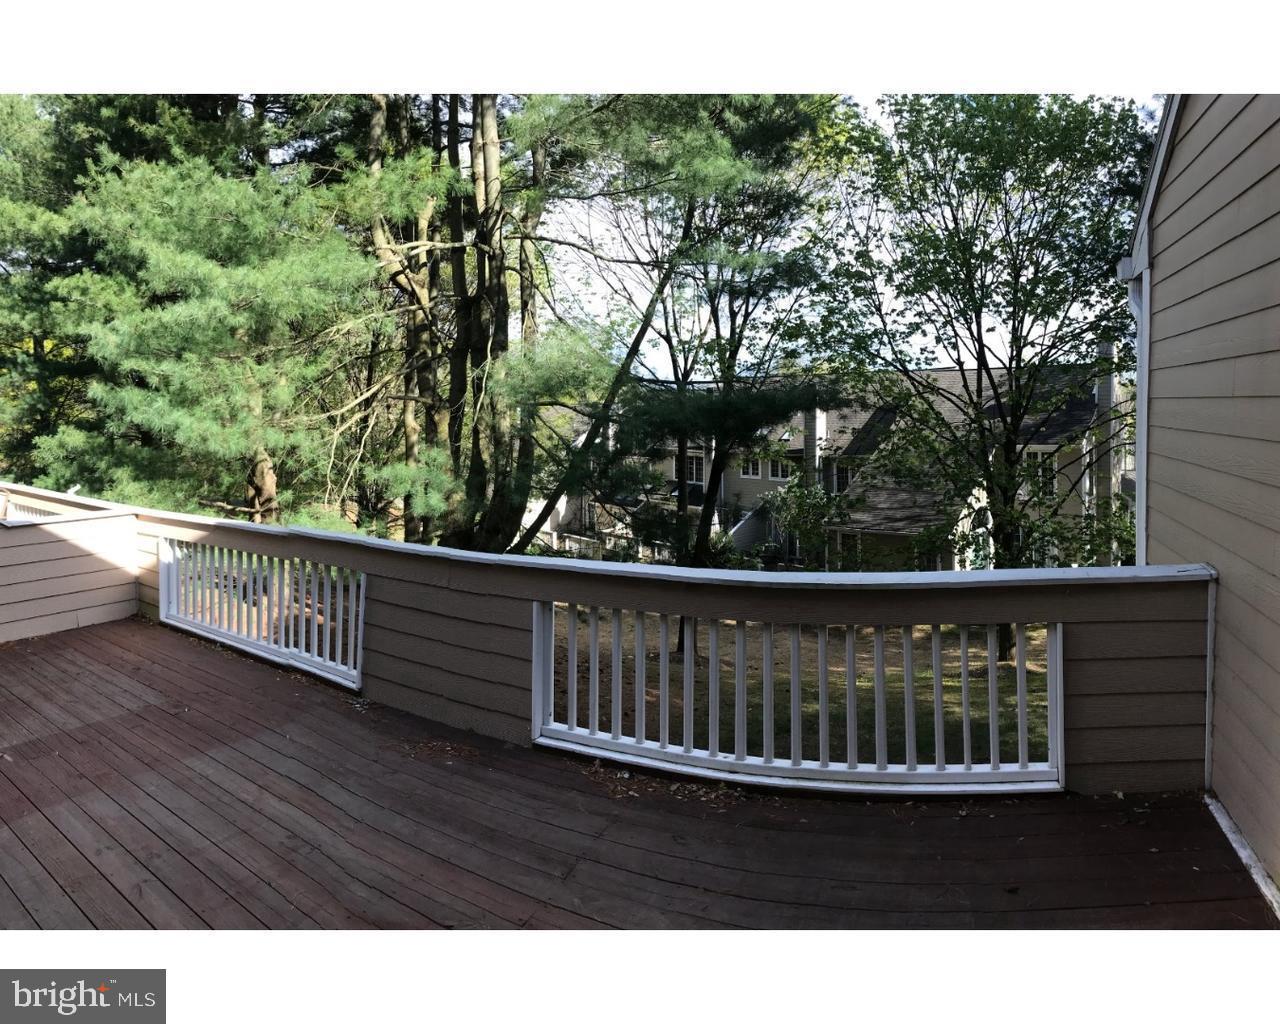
xmin=818 ymin=625 xmax=830 ymax=769
xmin=321 ymin=565 xmax=331 ymax=661
xmin=238 ymin=550 xmax=246 ymax=637
xmin=846 ymin=626 xmax=858 ymax=768
xmin=632 ymin=611 xmax=643 ymax=743
xmin=216 ymin=547 xmax=226 ymax=627
xmin=658 ymin=614 xmax=669 ymax=748
xmin=682 ymin=617 xmax=695 ymax=754
xmin=332 ymin=564 xmax=342 ymax=662
xmin=932 ymin=624 xmax=945 ymax=770
xmin=203 ymin=545 xmax=212 ymax=625
xmin=1048 ymin=623 xmax=1062 ymax=772
xmin=283 ymin=558 xmax=292 ymax=649
xmin=873 ymin=625 xmax=887 ymax=770
xmin=543 ymin=601 xmax=554 ymax=729
xmin=762 ymin=623 xmax=775 ymax=764
xmin=612 ymin=609 xmax=623 ymax=741
xmin=175 ymin=543 xmax=185 ymax=618
xmin=348 ymin=572 xmax=362 ymax=671
xmin=903 ymin=626 xmax=916 ymax=771
xmin=298 ymin=560 xmax=307 ymax=654
xmin=987 ymin=624 xmax=1000 ymax=770
xmin=239 ymin=547 xmax=248 ymax=634
xmin=588 ymin=606 xmax=600 ymax=736
xmin=960 ymin=625 xmax=972 ymax=769
xmin=1016 ymin=623 xmax=1028 ymax=769
xmin=310 ymin=562 xmax=320 ymax=656
xmin=209 ymin=546 xmax=217 ymax=627
xmin=254 ymin=554 xmax=264 ymax=643
xmin=567 ymin=604 xmax=578 ymax=731
xmin=734 ymin=621 xmax=746 ymax=762
xmin=708 ymin=623 xmax=719 ymax=758
xmin=790 ymin=624 xmax=802 ymax=767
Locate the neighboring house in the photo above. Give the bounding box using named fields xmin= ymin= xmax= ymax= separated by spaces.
xmin=1119 ymin=93 xmax=1280 ymax=891
xmin=539 ymin=366 xmax=1127 ymax=569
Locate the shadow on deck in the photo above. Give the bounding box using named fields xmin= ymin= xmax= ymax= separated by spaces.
xmin=0 ymin=618 xmax=1273 ymax=929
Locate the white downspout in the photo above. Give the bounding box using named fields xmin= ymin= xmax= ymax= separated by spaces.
xmin=1128 ymin=269 xmax=1151 ymax=566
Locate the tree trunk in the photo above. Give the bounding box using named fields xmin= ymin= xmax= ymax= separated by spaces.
xmin=510 ymin=197 xmax=699 ymax=554
xmin=691 ymin=444 xmax=731 ymax=567
xmin=246 ymin=447 xmax=278 ymax=524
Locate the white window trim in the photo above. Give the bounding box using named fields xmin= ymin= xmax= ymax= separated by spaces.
xmin=685 ymin=454 xmax=705 ymax=485
xmin=740 ymin=457 xmax=761 ymax=480
xmin=768 ymin=458 xmax=792 ymax=482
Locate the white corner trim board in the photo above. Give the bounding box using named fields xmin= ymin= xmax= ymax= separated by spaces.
xmin=1119 ymin=95 xmax=1184 ymax=569
xmin=1205 ymin=795 xmax=1280 ymax=921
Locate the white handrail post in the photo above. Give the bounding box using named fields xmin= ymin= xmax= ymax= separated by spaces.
xmin=158 ymin=537 xmax=174 ymax=618
xmin=1048 ymin=622 xmax=1065 ymax=780
xmin=531 ymin=601 xmax=546 ymax=740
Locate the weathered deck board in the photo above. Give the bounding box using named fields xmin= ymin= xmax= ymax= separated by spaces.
xmin=0 ymin=617 xmax=1273 ymax=930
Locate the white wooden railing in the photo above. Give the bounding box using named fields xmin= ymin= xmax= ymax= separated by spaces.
xmin=158 ymin=538 xmax=366 ymax=689
xmin=531 ymin=605 xmax=1064 ymax=794
xmin=3 ymin=500 xmax=58 ymax=520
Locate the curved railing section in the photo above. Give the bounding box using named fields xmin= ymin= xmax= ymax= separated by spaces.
xmin=533 ymin=604 xmax=1064 ymax=793
xmin=0 ymin=480 xmax=1217 ymax=797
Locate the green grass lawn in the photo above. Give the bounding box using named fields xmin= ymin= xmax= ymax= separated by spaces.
xmin=551 ymin=613 xmax=1049 ymax=767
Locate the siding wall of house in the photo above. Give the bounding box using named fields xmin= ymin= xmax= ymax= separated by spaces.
xmin=1144 ymin=93 xmax=1280 ymax=881
xmin=0 ymin=513 xmax=139 ymax=643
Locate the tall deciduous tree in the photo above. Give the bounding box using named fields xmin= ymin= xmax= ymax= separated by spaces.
xmin=811 ymin=94 xmax=1153 ymax=569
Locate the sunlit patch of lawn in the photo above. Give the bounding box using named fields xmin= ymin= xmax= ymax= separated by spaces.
xmin=551 ymin=615 xmax=1049 ymax=766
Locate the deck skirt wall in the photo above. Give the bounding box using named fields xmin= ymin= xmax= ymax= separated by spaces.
xmin=0 ymin=481 xmax=1214 ymax=795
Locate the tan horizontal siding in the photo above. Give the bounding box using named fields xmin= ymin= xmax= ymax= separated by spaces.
xmin=1148 ymin=395 xmax=1280 ymax=443
xmin=0 ymin=552 xmax=130 ymax=587
xmin=1061 ymin=620 xmax=1205 ymax=660
xmin=1159 ymin=94 xmax=1251 ymax=185
xmin=1154 ymin=164 xmax=1280 ymax=281
xmin=1149 ymin=460 xmax=1280 ymax=540
xmin=1173 ymin=93 xmax=1217 ymax=141
xmin=1064 ymin=656 xmax=1207 ymax=694
xmin=1154 ymin=97 xmax=1280 ymax=232
xmin=361 ymin=672 xmax=528 ymax=745
xmin=0 ymin=500 xmax=1215 ymax=798
xmin=1066 ymin=760 xmax=1205 ymax=794
xmin=1149 ymin=303 xmax=1280 ymax=370
xmin=1151 ymin=347 xmax=1280 ymax=398
xmin=1150 ymin=261 xmax=1280 ymax=340
xmin=1212 ymin=712 xmax=1280 ymax=871
xmin=1145 ymin=93 xmax=1280 ymax=883
xmin=0 ymin=598 xmax=139 ymax=645
xmin=1147 ymin=509 xmax=1280 ymax=625
xmin=1146 ymin=430 xmax=1280 ymax=493
xmin=1065 ymin=692 xmax=1205 ymax=729
xmin=1153 ymin=208 xmax=1280 ymax=313
xmin=0 ymin=515 xmax=138 ymax=642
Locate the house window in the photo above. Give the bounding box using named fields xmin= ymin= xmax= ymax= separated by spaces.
xmin=835 ymin=463 xmax=852 ymax=493
xmin=686 ymin=454 xmax=704 ymax=485
xmin=740 ymin=457 xmax=761 ymax=479
xmin=769 ymin=458 xmax=791 ymax=481
xmin=1024 ymin=450 xmax=1057 ymax=497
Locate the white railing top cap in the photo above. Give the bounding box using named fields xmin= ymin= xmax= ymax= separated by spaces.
xmin=0 ymin=480 xmax=1217 ymax=590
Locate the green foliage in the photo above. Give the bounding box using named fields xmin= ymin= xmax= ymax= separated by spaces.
xmin=763 ymin=480 xmax=845 ymax=568
xmin=808 ymin=94 xmax=1153 ymax=567
xmin=32 ymin=156 xmax=380 ymax=514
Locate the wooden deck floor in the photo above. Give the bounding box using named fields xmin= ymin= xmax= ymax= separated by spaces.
xmin=0 ymin=618 xmax=1273 ymax=929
